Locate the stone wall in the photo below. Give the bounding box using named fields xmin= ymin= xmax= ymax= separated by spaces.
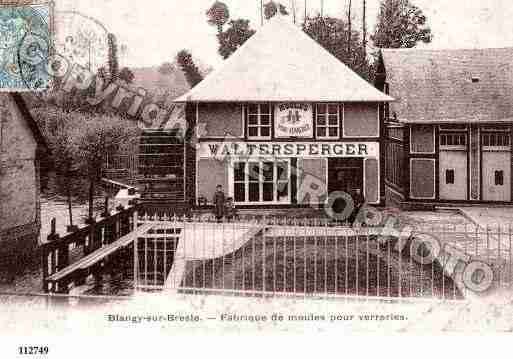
xmin=0 ymin=94 xmax=40 ymax=263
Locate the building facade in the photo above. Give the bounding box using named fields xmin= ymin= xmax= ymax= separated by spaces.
xmin=0 ymin=93 xmax=47 ymax=266
xmin=175 ymin=16 xmax=393 ymax=209
xmin=377 ymin=48 xmax=513 ymax=208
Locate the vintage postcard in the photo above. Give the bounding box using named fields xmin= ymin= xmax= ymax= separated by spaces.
xmin=0 ymin=0 xmax=512 ymax=355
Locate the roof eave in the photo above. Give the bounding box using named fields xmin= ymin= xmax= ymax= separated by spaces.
xmin=10 ymin=93 xmax=49 ymax=154
xmin=400 ymin=118 xmax=513 ymax=124
xmin=173 ymin=96 xmax=395 ymax=103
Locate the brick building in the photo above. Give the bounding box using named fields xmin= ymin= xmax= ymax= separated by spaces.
xmin=377 ymin=48 xmax=513 ymax=208
xmin=174 ymin=16 xmax=392 ymax=208
xmin=0 ymin=93 xmax=47 ymax=267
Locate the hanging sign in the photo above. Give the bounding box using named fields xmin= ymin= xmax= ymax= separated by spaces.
xmin=274 ymin=103 xmax=313 ymax=138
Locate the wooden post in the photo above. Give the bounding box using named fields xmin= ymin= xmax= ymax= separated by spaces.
xmin=66 ymin=180 xmax=77 ymax=233
xmin=133 ymin=231 xmax=139 ymax=292
xmin=101 ymin=195 xmax=111 ymax=218
xmin=132 ymin=205 xmax=139 ymax=230
xmin=48 ymin=218 xmax=59 ymax=241
xmin=43 ymin=219 xmax=62 ymax=293
xmin=86 ymin=179 xmax=95 ymax=224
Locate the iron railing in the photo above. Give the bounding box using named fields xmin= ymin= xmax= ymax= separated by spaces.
xmin=42 ymin=207 xmax=513 ymax=300
xmin=132 ymin=216 xmax=513 ymax=300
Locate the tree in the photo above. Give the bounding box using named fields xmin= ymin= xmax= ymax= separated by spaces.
xmin=217 ymin=19 xmax=256 ymax=59
xmin=176 ymin=50 xmax=204 ymax=87
xmin=347 ymin=0 xmax=352 ymax=54
xmin=263 ymin=1 xmax=289 ymax=19
xmin=303 ymin=15 xmax=371 ymax=80
xmin=33 ymin=106 xmax=80 ymax=230
xmin=77 ymin=113 xmax=138 ymax=221
xmin=119 ymin=67 xmax=135 ymax=84
xmin=34 ymin=107 xmax=139 ymax=222
xmin=206 ymin=1 xmax=230 ymax=33
xmin=371 ymin=0 xmax=432 ymax=49
xmin=362 ymin=0 xmax=367 ymax=58
xmin=107 ymin=33 xmax=119 ymax=81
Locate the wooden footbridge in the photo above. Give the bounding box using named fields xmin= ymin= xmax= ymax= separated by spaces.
xmin=41 ymin=204 xmax=271 ymax=294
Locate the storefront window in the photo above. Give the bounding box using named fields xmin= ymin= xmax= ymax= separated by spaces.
xmin=232 ymin=160 xmax=291 ymax=203
xmin=247 ymin=104 xmax=272 ymax=139
xmin=316 ymin=103 xmax=340 ymax=139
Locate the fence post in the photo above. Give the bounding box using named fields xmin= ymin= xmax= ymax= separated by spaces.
xmin=42 ymin=218 xmax=60 ymax=293
xmin=133 ymin=229 xmax=139 ymax=292
xmin=101 ymin=196 xmax=111 ymax=218
xmin=132 ymin=205 xmax=139 ymax=230
xmin=132 ymin=205 xmax=139 ymax=292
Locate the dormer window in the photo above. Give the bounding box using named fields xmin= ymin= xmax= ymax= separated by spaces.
xmin=471 ymin=77 xmax=480 ymax=83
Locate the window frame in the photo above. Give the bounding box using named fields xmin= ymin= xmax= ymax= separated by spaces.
xmin=445 ymin=169 xmax=455 ymax=185
xmin=315 ymin=103 xmax=340 ymax=140
xmin=495 ymin=170 xmax=505 ymax=186
xmin=410 ymin=125 xmax=436 ymax=154
xmin=230 ymin=159 xmax=292 ymax=205
xmin=481 ymin=129 xmax=511 ymax=152
xmin=439 ymin=126 xmax=469 ymax=152
xmin=246 ymin=103 xmax=272 ymax=140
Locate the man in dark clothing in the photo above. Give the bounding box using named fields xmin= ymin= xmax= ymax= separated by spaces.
xmin=349 ymin=188 xmax=365 ymax=226
xmin=213 ymin=184 xmax=226 ymax=223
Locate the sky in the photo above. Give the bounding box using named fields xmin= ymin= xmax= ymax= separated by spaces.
xmin=58 ymin=0 xmax=513 ymax=69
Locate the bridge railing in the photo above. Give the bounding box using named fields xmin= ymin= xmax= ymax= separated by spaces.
xmin=41 ymin=204 xmax=138 ymax=294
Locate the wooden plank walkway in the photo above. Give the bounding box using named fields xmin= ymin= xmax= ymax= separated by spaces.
xmin=47 ymin=223 xmax=153 ymax=283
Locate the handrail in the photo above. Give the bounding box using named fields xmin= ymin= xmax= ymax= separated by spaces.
xmin=47 ymin=223 xmax=153 ymax=283
xmin=41 ymin=204 xmax=139 ymax=293
xmin=100 ymin=177 xmax=137 ymax=194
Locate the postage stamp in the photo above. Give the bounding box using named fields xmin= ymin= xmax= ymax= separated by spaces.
xmin=0 ymin=1 xmax=52 ymax=91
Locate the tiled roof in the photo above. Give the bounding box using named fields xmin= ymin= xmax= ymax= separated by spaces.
xmin=381 ymin=47 xmax=513 ymax=123
xmin=175 ymin=16 xmax=393 ymax=103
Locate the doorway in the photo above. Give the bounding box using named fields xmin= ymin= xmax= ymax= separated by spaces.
xmin=327 ymin=158 xmax=363 ymax=217
xmin=481 ymin=129 xmax=511 ymax=201
xmin=439 ymin=129 xmax=468 ymax=201
xmin=328 ymin=158 xmax=364 ymax=194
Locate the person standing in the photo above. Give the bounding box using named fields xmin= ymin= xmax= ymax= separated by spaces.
xmin=350 ymin=188 xmax=365 ymax=226
xmin=213 ymin=184 xmax=226 ymax=223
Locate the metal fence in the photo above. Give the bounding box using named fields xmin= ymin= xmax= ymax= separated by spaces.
xmin=40 ymin=206 xmax=513 ymax=300
xmin=132 ymin=215 xmax=513 ymax=300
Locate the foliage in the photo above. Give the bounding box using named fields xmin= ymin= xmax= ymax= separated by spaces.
xmin=371 ymin=0 xmax=432 ymax=49
xmin=118 ymin=67 xmax=135 ymax=84
xmin=176 ymin=50 xmax=204 ymax=87
xmin=206 ymin=1 xmax=230 ymax=33
xmin=34 ymin=107 xmax=139 ymax=178
xmin=264 ymin=1 xmax=289 ymax=19
xmin=217 ymin=19 xmax=256 ymax=59
xmin=303 ymin=15 xmax=372 ymax=80
xmin=33 ymin=106 xmax=140 ymax=218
